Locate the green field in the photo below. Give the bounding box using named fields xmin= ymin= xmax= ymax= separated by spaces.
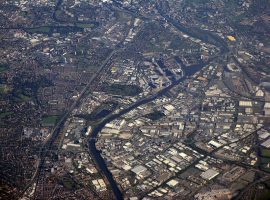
xmin=260 ymin=157 xmax=270 ymax=164
xmin=27 ymin=25 xmax=87 ymax=35
xmin=42 ymin=115 xmax=59 ymax=126
xmin=19 ymin=11 xmax=28 ymax=17
xmin=261 ymin=148 xmax=270 ymax=158
xmin=0 ymin=85 xmax=12 ymax=94
xmin=102 ymin=83 xmax=143 ymax=96
xmin=76 ymin=23 xmax=96 ymax=29
xmin=0 ymin=112 xmax=13 ymax=119
xmin=20 ymin=94 xmax=31 ymax=101
xmin=181 ymin=0 xmax=211 ymax=7
xmin=145 ymin=111 xmax=165 ymax=121
xmin=58 ymin=176 xmax=81 ymax=190
xmin=257 ymin=190 xmax=270 ymax=200
xmin=0 ymin=64 xmax=8 ymax=73
xmin=0 ymin=86 xmax=5 ymax=94
xmin=27 ymin=26 xmax=51 ymax=34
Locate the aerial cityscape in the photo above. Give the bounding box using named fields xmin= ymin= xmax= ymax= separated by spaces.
xmin=0 ymin=0 xmax=270 ymax=200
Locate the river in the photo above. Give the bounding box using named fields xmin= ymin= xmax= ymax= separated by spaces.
xmin=88 ymin=3 xmax=230 ymax=200
xmin=88 ymin=60 xmax=209 ymax=200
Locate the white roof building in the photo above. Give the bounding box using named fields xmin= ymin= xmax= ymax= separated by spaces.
xmin=200 ymin=169 xmax=219 ymax=180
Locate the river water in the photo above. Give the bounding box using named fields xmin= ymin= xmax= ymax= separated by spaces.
xmin=88 ymin=61 xmax=208 ymax=200
xmin=88 ymin=5 xmax=229 ymax=200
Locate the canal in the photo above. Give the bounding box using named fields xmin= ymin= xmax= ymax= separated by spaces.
xmin=88 ymin=4 xmax=230 ymax=200
xmin=88 ymin=60 xmax=209 ymax=200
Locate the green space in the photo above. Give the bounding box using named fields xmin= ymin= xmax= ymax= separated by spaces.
xmin=148 ymin=41 xmax=164 ymax=52
xmin=0 ymin=112 xmax=13 ymax=119
xmin=11 ymin=88 xmax=33 ymax=102
xmin=0 ymin=64 xmax=8 ymax=73
xmin=26 ymin=25 xmax=85 ymax=35
xmin=182 ymin=0 xmax=210 ymax=7
xmin=42 ymin=115 xmax=59 ymax=126
xmin=56 ymin=26 xmax=83 ymax=34
xmin=262 ymin=167 xmax=270 ymax=173
xmin=260 ymin=157 xmax=270 ymax=164
xmin=115 ymin=10 xmax=132 ymax=22
xmin=102 ymin=83 xmax=143 ymax=96
xmin=19 ymin=11 xmax=28 ymax=17
xmin=169 ymin=35 xmax=199 ymax=51
xmin=27 ymin=26 xmax=51 ymax=34
xmin=12 ymin=75 xmax=52 ymax=103
xmin=76 ymin=23 xmax=96 ymax=29
xmin=261 ymin=148 xmax=270 ymax=158
xmin=58 ymin=176 xmax=81 ymax=190
xmin=169 ymin=37 xmax=184 ymax=50
xmin=18 ymin=94 xmax=31 ymax=102
xmin=258 ymin=155 xmax=270 ymax=172
xmin=0 ymin=85 xmax=12 ymax=94
xmin=257 ymin=190 xmax=270 ymax=200
xmin=54 ymin=10 xmax=62 ymax=18
xmin=258 ymin=147 xmax=270 ymax=172
xmin=145 ymin=111 xmax=165 ymax=121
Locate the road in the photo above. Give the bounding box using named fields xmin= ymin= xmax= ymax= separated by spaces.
xmin=85 ymin=3 xmax=231 ymax=200
xmin=18 ymin=1 xmax=244 ymax=199
xmin=18 ymin=48 xmax=117 ymax=199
